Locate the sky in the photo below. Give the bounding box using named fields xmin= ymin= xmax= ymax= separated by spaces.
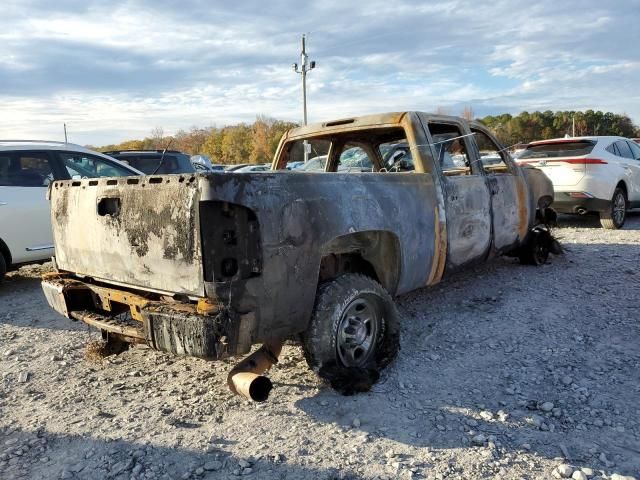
xmin=1 ymin=0 xmax=639 ymax=145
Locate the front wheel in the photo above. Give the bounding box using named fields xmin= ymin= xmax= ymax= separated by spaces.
xmin=302 ymin=274 xmax=399 ymax=376
xmin=600 ymin=188 xmax=627 ymax=229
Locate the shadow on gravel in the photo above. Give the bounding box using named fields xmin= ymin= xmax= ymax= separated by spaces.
xmin=1 ymin=426 xmax=355 ymax=480
xmin=295 ymin=243 xmax=640 ymax=477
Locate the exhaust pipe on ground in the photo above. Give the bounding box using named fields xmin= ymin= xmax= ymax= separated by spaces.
xmin=227 ymin=340 xmax=283 ymax=402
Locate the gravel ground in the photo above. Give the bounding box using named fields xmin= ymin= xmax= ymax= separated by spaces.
xmin=1 ymin=214 xmax=639 ymax=480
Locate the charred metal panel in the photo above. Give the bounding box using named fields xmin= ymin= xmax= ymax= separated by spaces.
xmin=199 ymin=201 xmax=261 ymax=283
xmin=441 ymin=176 xmax=492 ymax=270
xmin=50 ymin=176 xmax=204 ymax=296
xmin=197 ymin=171 xmax=439 ymax=340
xmin=142 ymin=305 xmax=232 ymax=360
xmin=486 ymin=175 xmax=523 ymax=253
xmin=520 ymin=166 xmax=555 ymax=223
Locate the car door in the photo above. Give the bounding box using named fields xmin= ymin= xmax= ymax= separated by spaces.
xmin=421 ymin=118 xmax=492 ymax=271
xmin=469 ymin=126 xmax=528 ymax=252
xmin=0 ymin=151 xmax=56 ymax=264
xmin=621 ymin=141 xmax=640 ymax=206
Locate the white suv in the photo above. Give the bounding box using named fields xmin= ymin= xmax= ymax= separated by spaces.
xmin=0 ymin=141 xmax=141 ymax=280
xmin=518 ymin=136 xmax=640 ymax=229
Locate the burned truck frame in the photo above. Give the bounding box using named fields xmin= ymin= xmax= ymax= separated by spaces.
xmin=42 ymin=112 xmax=555 ymax=400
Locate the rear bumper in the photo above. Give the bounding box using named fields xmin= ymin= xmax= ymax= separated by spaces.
xmin=552 ymin=193 xmax=610 ymax=214
xmin=41 ymin=273 xmax=239 ymax=360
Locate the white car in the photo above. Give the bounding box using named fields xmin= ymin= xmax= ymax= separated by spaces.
xmin=517 ymin=136 xmax=640 ymax=229
xmin=0 ymin=141 xmax=141 ymax=280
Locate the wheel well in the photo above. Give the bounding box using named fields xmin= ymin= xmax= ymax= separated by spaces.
xmin=319 ymin=231 xmax=401 ymax=295
xmin=616 ymin=181 xmax=628 ymax=198
xmin=0 ymin=237 xmax=11 ymax=268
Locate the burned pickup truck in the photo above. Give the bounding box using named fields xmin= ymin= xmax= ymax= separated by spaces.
xmin=42 ymin=112 xmax=556 ymax=400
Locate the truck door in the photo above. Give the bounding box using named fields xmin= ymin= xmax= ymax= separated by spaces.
xmin=469 ymin=127 xmax=528 ymax=252
xmin=423 ymin=120 xmax=492 ymax=271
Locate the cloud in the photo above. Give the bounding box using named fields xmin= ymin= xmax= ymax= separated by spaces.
xmin=0 ymin=0 xmax=638 ymax=144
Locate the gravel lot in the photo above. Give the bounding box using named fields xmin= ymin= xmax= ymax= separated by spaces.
xmin=1 ymin=214 xmax=639 ymax=480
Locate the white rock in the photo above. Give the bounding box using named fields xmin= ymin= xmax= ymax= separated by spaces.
xmin=556 ymin=464 xmax=573 ymax=478
xmin=580 ymin=468 xmax=594 ymax=477
xmin=18 ymin=372 xmax=29 ymax=383
xmin=571 ymin=471 xmax=587 ymax=480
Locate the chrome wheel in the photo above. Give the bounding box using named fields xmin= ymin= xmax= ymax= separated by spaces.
xmin=336 ymin=295 xmax=379 ymax=367
xmin=612 ymin=191 xmax=626 ymax=226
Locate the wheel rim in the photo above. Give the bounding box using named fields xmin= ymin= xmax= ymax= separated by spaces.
xmin=613 ymin=192 xmax=626 ymax=226
xmin=336 ymin=295 xmax=379 ymax=367
xmin=534 ymin=239 xmax=548 ymax=264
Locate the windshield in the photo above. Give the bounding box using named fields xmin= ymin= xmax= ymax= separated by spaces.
xmin=519 ymin=140 xmax=596 ymax=159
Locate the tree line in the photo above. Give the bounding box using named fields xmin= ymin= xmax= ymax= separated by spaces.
xmin=480 ymin=110 xmax=639 ymax=147
xmin=95 ymin=110 xmax=639 ymax=164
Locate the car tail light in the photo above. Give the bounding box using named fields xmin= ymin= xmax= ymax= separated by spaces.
xmin=560 ymin=158 xmax=607 ymax=164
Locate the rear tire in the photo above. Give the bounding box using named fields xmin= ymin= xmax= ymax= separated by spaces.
xmin=0 ymin=254 xmax=6 ymax=281
xmin=519 ymin=226 xmax=550 ymax=266
xmin=302 ymin=274 xmax=399 ymax=374
xmin=600 ymin=188 xmax=627 ymax=230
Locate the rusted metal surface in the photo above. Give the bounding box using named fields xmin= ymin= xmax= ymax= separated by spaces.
xmin=50 ymin=176 xmax=204 ymax=296
xmin=227 ymin=339 xmax=283 ymax=402
xmin=45 ymin=111 xmax=554 ymax=363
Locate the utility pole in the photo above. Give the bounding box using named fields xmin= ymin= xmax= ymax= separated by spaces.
xmin=572 ymin=115 xmax=575 ymax=137
xmin=64 ymin=123 xmax=68 ymax=143
xmin=293 ymin=34 xmax=315 ymax=161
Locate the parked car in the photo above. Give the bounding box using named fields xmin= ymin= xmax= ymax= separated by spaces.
xmin=517 ymin=136 xmax=640 ymax=229
xmin=42 ymin=112 xmax=556 ymax=401
xmin=286 ymin=161 xmax=305 ymax=170
xmin=231 ymin=164 xmax=271 ymax=173
xmin=224 ymin=163 xmax=252 ymax=172
xmin=104 ymin=150 xmax=194 ymax=175
xmin=0 ymin=141 xmax=140 ymax=280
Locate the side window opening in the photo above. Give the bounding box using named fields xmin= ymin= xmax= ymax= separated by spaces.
xmin=428 ymin=123 xmax=473 ymax=176
xmin=472 ymin=129 xmax=512 ymax=174
xmin=0 ymin=152 xmax=53 ymax=187
xmin=278 ymin=139 xmax=331 ymax=171
xmin=378 ymin=139 xmax=415 ymax=173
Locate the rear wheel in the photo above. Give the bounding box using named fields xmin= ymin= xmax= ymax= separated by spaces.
xmin=302 ymin=274 xmax=399 ymax=373
xmin=519 ymin=226 xmax=550 ymax=266
xmin=600 ymin=188 xmax=626 ymax=229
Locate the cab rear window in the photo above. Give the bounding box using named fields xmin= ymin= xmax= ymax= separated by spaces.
xmin=519 ymin=140 xmax=596 ymax=159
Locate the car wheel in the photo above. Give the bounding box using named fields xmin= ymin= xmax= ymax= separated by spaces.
xmin=600 ymin=188 xmax=627 ymax=230
xmin=519 ymin=226 xmax=551 ymax=266
xmin=0 ymin=254 xmax=6 ymax=281
xmin=302 ymin=274 xmax=399 ymax=375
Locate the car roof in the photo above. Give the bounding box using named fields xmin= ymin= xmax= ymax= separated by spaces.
xmin=105 ymin=150 xmax=186 ymax=155
xmin=0 ymin=140 xmax=144 ymax=174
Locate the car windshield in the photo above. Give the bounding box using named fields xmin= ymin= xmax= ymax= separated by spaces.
xmin=519 ymin=140 xmax=596 ymax=159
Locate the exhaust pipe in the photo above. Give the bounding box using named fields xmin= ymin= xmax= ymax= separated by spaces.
xmin=227 ymin=340 xmax=283 ymax=402
xmin=576 ymin=207 xmax=587 ymax=215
